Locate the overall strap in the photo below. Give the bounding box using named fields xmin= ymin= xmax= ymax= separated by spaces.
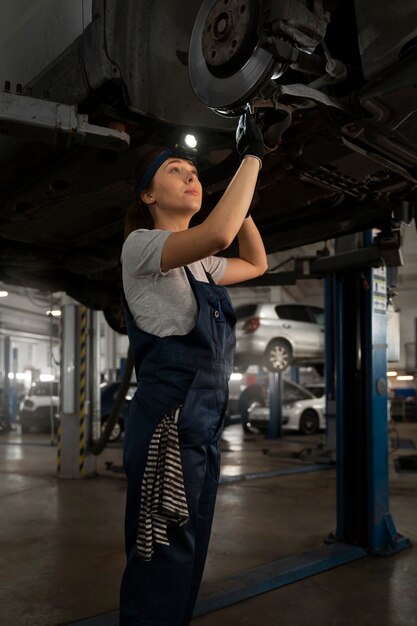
xmin=200 ymin=262 xmax=215 ymax=285
xmin=184 ymin=263 xmax=215 ymax=285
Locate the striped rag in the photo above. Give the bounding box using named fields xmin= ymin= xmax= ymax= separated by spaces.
xmin=137 ymin=406 xmax=189 ymax=561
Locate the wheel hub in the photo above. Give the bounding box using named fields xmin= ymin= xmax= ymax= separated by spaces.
xmin=270 ymin=345 xmax=289 ymax=370
xmin=188 ymin=0 xmax=276 ymax=110
xmin=201 ymin=0 xmax=257 ymax=75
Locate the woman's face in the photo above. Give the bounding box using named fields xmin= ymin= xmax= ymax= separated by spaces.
xmin=144 ymin=157 xmax=202 ymax=216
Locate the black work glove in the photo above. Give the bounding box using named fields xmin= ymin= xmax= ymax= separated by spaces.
xmin=236 ymin=111 xmax=264 ymax=168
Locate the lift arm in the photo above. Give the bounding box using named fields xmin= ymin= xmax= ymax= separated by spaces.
xmin=0 ymin=89 xmax=130 ymax=150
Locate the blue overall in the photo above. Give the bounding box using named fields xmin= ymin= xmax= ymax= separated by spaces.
xmin=120 ymin=265 xmax=236 ymax=626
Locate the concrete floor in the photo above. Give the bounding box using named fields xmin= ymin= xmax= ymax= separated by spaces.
xmin=0 ymin=422 xmax=416 ymax=626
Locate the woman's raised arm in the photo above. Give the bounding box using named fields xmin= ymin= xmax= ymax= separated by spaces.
xmin=161 ymin=113 xmax=266 ymax=273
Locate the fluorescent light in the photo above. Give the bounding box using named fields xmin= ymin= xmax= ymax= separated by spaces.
xmin=0 ymin=290 xmax=8 ymax=297
xmin=387 ymin=371 xmax=398 ymax=377
xmin=396 ymin=375 xmax=414 ymax=381
xmin=8 ymin=372 xmax=28 ymax=381
xmin=230 ymin=373 xmax=243 ymax=381
xmin=39 ymin=374 xmax=55 ymax=382
xmin=46 ymin=309 xmax=61 ymax=317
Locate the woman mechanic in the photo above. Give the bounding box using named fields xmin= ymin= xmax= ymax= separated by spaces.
xmin=119 ymin=112 xmax=268 ymax=626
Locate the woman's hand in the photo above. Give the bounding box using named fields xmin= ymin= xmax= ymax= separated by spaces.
xmin=236 ymin=111 xmax=265 ymax=168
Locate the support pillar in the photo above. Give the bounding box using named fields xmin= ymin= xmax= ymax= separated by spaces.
xmin=323 ymin=276 xmax=337 ymax=462
xmin=58 ymin=304 xmax=98 ymax=478
xmin=267 ymin=371 xmax=283 ymax=439
xmin=333 ymin=255 xmax=410 ymax=554
xmin=2 ymin=336 xmax=12 ymax=430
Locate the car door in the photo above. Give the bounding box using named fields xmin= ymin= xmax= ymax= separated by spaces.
xmin=274 ymin=305 xmax=321 ymax=358
xmin=307 ymin=306 xmax=325 ymax=354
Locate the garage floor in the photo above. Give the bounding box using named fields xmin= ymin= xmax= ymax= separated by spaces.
xmin=0 ymin=421 xmax=416 ymax=626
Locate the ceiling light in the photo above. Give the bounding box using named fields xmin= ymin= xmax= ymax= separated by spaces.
xmin=46 ymin=309 xmax=61 ymax=317
xmin=387 ymin=371 xmax=398 ymax=377
xmin=396 ymin=375 xmax=414 ymax=381
xmin=0 ymin=290 xmax=8 ymax=297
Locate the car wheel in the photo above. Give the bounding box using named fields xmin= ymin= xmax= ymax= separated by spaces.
xmin=299 ymin=410 xmax=319 ymax=435
xmin=101 ymin=418 xmax=122 ymax=442
xmin=263 ymin=340 xmax=292 ymax=372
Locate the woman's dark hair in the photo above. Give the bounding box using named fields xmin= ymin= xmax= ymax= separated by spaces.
xmin=124 ymin=147 xmax=167 ymax=240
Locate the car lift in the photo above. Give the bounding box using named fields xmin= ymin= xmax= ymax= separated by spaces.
xmin=188 ymin=229 xmax=411 ymax=615
xmin=265 ymin=229 xmax=410 ymax=549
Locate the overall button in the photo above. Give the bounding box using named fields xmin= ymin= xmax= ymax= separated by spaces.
xmin=214 ymin=310 xmax=220 ymax=319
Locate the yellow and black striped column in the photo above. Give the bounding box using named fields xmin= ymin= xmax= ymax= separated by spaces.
xmin=79 ymin=306 xmax=87 ymax=476
xmin=59 ymin=303 xmax=97 ymax=478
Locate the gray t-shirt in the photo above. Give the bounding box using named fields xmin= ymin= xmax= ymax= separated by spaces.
xmin=121 ymin=229 xmax=227 ymax=337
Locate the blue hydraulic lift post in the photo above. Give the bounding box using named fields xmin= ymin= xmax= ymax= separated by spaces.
xmin=333 ymin=232 xmax=411 ymax=554
xmin=323 ymin=276 xmax=337 ymax=460
xmin=12 ymin=346 xmax=18 ymax=420
xmin=290 ymin=366 xmax=299 ymax=384
xmin=334 ymin=272 xmax=347 ymax=540
xmin=362 ymin=257 xmax=411 ymax=554
xmin=267 ymin=371 xmax=283 ymax=439
xmin=2 ymin=336 xmax=11 ymax=429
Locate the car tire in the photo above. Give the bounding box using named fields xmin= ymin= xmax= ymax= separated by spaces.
xmin=263 ymin=339 xmax=292 ymax=372
xmin=299 ymin=410 xmax=319 ymax=435
xmin=101 ymin=417 xmax=122 ymax=443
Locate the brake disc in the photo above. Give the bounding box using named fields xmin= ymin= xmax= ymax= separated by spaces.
xmin=188 ymin=0 xmax=277 ymax=111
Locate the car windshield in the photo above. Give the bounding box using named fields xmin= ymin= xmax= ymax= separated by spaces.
xmin=283 ymin=381 xmax=313 ymax=402
xmin=306 ymin=385 xmax=325 ymax=398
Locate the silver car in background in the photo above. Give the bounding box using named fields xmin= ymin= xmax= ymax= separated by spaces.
xmin=248 ymin=379 xmax=325 ymax=435
xmin=234 ymin=304 xmax=325 ymax=373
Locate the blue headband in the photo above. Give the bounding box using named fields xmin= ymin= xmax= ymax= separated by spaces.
xmin=136 ymin=149 xmax=174 ymax=198
xmin=136 ymin=148 xmax=198 ymax=199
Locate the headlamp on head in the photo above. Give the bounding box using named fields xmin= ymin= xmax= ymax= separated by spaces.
xmin=136 ymin=145 xmax=199 ymax=199
xmin=182 ymin=134 xmax=198 ymax=150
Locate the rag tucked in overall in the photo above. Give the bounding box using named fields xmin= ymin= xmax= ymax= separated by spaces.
xmin=137 ymin=406 xmax=188 ymax=561
xmin=120 ymin=265 xmax=236 ymax=626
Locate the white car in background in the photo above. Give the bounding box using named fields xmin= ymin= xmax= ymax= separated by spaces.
xmin=248 ymin=379 xmax=325 ymax=435
xmin=18 ymin=381 xmax=59 ymax=433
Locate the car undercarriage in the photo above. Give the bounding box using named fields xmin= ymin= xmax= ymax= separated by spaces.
xmin=0 ymin=0 xmax=416 ymax=329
